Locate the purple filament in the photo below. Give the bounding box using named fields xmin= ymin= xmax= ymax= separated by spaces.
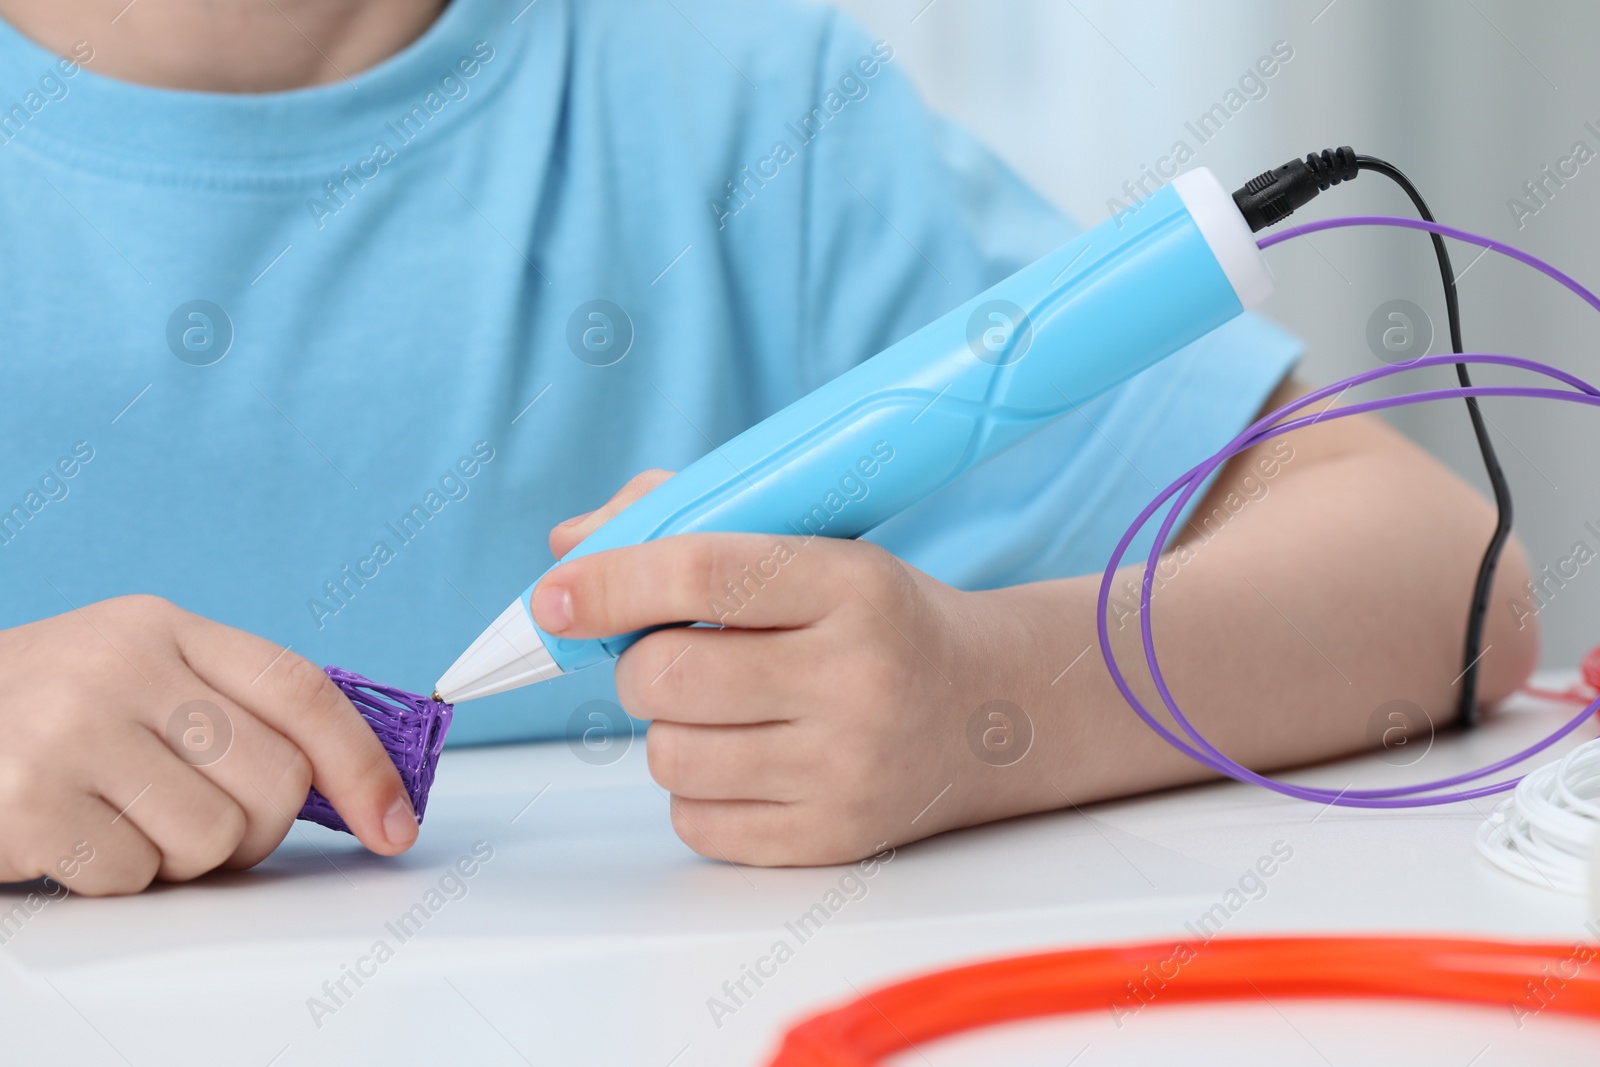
xmin=1099 ymin=214 xmax=1600 ymax=808
xmin=296 ymin=666 xmax=454 ymax=834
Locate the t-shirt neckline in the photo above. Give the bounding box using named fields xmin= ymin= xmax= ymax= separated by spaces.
xmin=0 ymin=0 xmax=527 ymax=181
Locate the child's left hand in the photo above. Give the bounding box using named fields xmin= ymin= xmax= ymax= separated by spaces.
xmin=539 ymin=470 xmax=1038 ymax=865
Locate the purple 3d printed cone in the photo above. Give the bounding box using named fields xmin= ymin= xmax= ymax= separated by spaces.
xmin=297 ymin=667 xmax=454 ymax=835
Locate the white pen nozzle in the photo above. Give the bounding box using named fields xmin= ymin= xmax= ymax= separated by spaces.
xmin=434 ymin=597 xmax=563 ymax=703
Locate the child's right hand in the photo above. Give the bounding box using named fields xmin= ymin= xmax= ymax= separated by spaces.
xmin=0 ymin=595 xmax=417 ymax=896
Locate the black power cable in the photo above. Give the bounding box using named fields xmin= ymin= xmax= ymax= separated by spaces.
xmin=1230 ymin=147 xmax=1512 ymax=727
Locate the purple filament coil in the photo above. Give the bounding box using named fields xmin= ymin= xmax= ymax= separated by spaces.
xmin=296 ymin=666 xmax=454 ymax=835
xmin=1099 ymin=215 xmax=1600 ymax=809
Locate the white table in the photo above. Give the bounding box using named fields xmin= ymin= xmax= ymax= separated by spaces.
xmin=2 ymin=682 xmax=1596 ymax=1066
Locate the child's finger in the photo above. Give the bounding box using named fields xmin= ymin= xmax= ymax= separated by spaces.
xmin=142 ymin=685 xmax=316 ymax=868
xmin=617 ymin=628 xmax=806 ymax=725
xmin=147 ymin=684 xmax=316 ymax=868
xmin=212 ymin=718 xmax=316 ymax=869
xmin=533 ymin=532 xmax=853 ymax=639
xmin=646 ymin=720 xmax=806 ymax=802
xmin=172 ymin=618 xmax=416 ymax=856
xmin=669 ymin=795 xmax=891 ymax=868
xmin=549 ymin=468 xmax=675 ymax=559
xmin=665 ymin=795 xmax=825 ymax=868
xmin=98 ymin=726 xmax=247 ymax=882
xmin=23 ymin=791 xmax=162 ymax=897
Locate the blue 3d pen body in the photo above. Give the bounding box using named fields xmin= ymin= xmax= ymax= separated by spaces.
xmin=435 ymin=168 xmax=1273 ymax=703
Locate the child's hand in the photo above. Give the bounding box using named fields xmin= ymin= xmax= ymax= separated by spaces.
xmin=0 ymin=596 xmax=417 ymax=895
xmin=544 ymin=472 xmax=1034 ymax=866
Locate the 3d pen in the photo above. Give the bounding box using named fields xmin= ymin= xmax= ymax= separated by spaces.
xmin=434 ymin=167 xmax=1273 ymax=703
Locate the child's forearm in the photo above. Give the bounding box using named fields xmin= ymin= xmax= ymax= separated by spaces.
xmin=964 ymin=392 xmax=1537 ymax=825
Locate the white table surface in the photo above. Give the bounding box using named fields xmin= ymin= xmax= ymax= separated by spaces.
xmin=3 ymin=680 xmax=1597 ymax=1067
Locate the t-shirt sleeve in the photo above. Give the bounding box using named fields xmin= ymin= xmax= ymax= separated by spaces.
xmin=799 ymin=10 xmax=1302 ymax=589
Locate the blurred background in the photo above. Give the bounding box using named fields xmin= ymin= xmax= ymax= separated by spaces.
xmin=835 ymin=0 xmax=1600 ymax=669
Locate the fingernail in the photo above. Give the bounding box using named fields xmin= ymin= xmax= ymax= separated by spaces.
xmin=533 ymin=583 xmax=573 ymax=632
xmin=384 ymin=792 xmax=418 ymax=847
xmin=557 ymin=510 xmax=593 ymax=528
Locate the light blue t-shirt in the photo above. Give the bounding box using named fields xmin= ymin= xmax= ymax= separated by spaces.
xmin=0 ymin=0 xmax=1298 ymax=744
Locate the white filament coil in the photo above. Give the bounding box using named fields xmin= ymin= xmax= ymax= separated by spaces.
xmin=1476 ymin=736 xmax=1600 ymax=895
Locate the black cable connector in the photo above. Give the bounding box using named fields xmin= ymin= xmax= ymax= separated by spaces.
xmin=1229 ymin=148 xmax=1512 ymax=729
xmin=1231 ymin=147 xmax=1361 ymax=233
